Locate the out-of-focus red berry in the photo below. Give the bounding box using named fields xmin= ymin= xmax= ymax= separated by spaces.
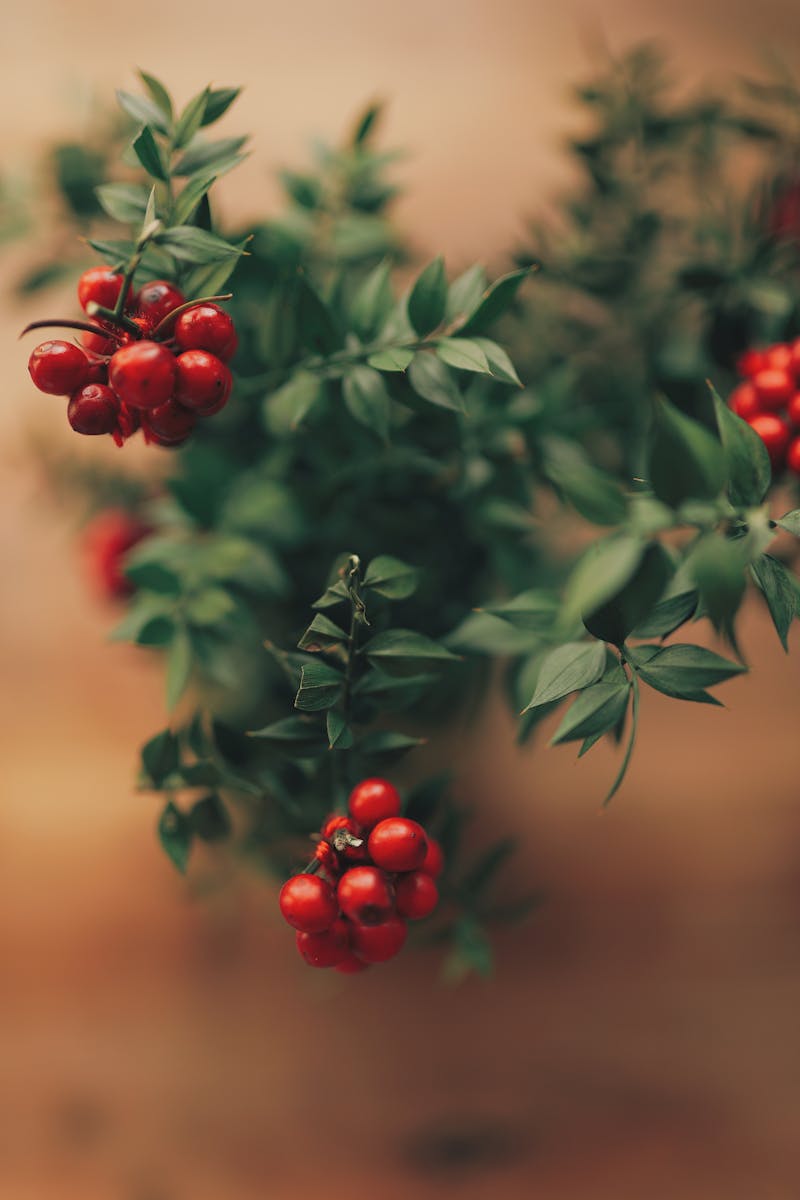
xmin=747 ymin=412 xmax=791 ymax=469
xmin=349 ymin=916 xmax=408 ymax=963
xmin=82 ymin=509 xmax=150 ymax=600
xmin=729 ymin=382 xmax=761 ymax=421
xmin=395 ymin=871 xmax=439 ymax=920
xmin=787 ymin=437 xmax=800 ymax=476
xmin=752 ymin=368 xmax=795 ymax=412
xmin=296 ymin=919 xmax=350 ymax=967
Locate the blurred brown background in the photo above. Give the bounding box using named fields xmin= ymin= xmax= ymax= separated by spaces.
xmin=3 ymin=2 xmax=800 ymax=1197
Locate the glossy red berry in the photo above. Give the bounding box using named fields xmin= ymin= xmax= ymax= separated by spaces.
xmin=747 ymin=413 xmax=791 ymax=469
xmin=736 ymin=348 xmax=767 ymax=378
xmin=77 ymin=266 xmax=130 ymax=313
xmin=279 ymin=874 xmax=338 ymax=933
xmin=82 ymin=510 xmax=150 ymax=600
xmin=350 ymin=916 xmax=408 ymax=963
xmin=368 ymin=817 xmax=427 ymax=873
xmin=109 ymin=340 xmax=177 ymax=410
xmin=395 ymin=871 xmax=439 ymax=920
xmin=348 ymin=778 xmax=402 ymax=828
xmin=174 ymin=303 xmax=237 ymax=361
xmin=788 ymin=393 xmax=800 ymax=426
xmin=28 ymin=340 xmax=91 ymax=395
xmin=337 ymin=866 xmax=395 ymax=926
xmin=335 ymin=952 xmax=370 ymax=974
xmin=729 ymin=382 xmax=760 ymax=422
xmin=752 ymin=367 xmax=794 ymax=412
xmin=296 ymin=918 xmax=350 ymax=967
xmin=174 ymin=349 xmax=232 ymax=415
xmin=787 ymin=437 xmax=800 ymax=476
xmin=81 ymin=326 xmax=118 ymax=356
xmin=135 ymin=280 xmax=185 ymax=327
xmin=420 ymin=836 xmax=444 ymax=878
xmin=67 ymin=384 xmax=119 ymax=436
xmin=789 ymin=339 xmax=800 ymax=380
xmin=141 ymin=398 xmax=196 ymax=446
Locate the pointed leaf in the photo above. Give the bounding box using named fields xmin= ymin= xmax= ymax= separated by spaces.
xmin=364 ymin=555 xmax=419 ymax=599
xmin=173 ymin=88 xmax=210 ymax=149
xmin=342 ymin=366 xmax=391 ymax=439
xmin=648 ymin=398 xmax=726 ymax=508
xmin=158 ymin=802 xmax=192 ymax=873
xmin=459 ymin=267 xmax=533 ymax=334
xmin=294 ymin=661 xmax=343 ymax=711
xmin=407 ymin=256 xmax=447 ymax=335
xmin=367 ymin=346 xmax=414 ymax=372
xmin=751 ymin=554 xmax=797 ymax=650
xmin=523 ymin=640 xmax=606 ymax=711
xmin=132 ymin=125 xmax=168 ymax=181
xmin=202 ymin=87 xmax=241 ymax=126
xmin=712 ymin=384 xmax=771 ymax=506
xmin=407 ymin=352 xmax=463 ymax=411
xmin=551 ymin=679 xmax=631 ymax=745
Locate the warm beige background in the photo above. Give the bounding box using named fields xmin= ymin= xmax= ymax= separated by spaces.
xmin=3 ymin=3 xmax=800 ymax=1198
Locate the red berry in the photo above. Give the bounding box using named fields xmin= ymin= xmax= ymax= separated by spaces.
xmin=109 ymin=340 xmax=177 ymax=410
xmin=763 ymin=343 xmax=793 ymax=372
xmin=296 ymin=918 xmax=350 ymax=967
xmin=118 ymin=315 xmax=156 ymax=346
xmin=81 ymin=326 xmax=118 ymax=356
xmin=729 ymin=382 xmax=760 ymax=421
xmin=395 ymin=871 xmax=439 ymax=920
xmin=174 ymin=350 xmax=232 ymax=416
xmin=141 ymin=398 xmax=196 ymax=447
xmin=28 ymin=340 xmax=90 ymax=395
xmin=787 ymin=437 xmax=800 ymax=476
xmin=421 ymin=836 xmax=444 ymax=878
xmin=335 ymin=952 xmax=370 ymax=974
xmin=368 ymin=818 xmax=427 ymax=873
xmin=337 ymin=866 xmax=395 ymax=926
xmin=320 ymin=814 xmax=366 ymax=861
xmin=752 ymin=367 xmax=795 ymax=412
xmin=77 ymin=266 xmax=130 ymax=313
xmin=174 ymin=304 xmax=237 ymax=361
xmin=279 ymin=874 xmax=338 ymax=933
xmin=736 ymin=348 xmax=767 ymax=378
xmin=350 ymin=916 xmax=408 ymax=963
xmin=747 ymin=413 xmax=791 ymax=469
xmin=135 ymin=280 xmax=185 ymax=327
xmin=82 ymin=510 xmax=150 ymax=600
xmin=788 ymin=394 xmax=800 ymax=426
xmin=789 ymin=339 xmax=800 ymax=381
xmin=67 ymin=384 xmax=119 ymax=436
xmin=348 ymin=778 xmax=402 ymax=828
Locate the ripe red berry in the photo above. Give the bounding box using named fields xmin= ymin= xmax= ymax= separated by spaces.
xmin=174 ymin=303 xmax=237 ymax=361
xmin=337 ymin=866 xmax=395 ymax=926
xmin=729 ymin=382 xmax=760 ymax=421
xmin=752 ymin=367 xmax=795 ymax=412
xmin=763 ymin=343 xmax=793 ymax=372
xmin=788 ymin=393 xmax=800 ymax=426
xmin=279 ymin=873 xmax=338 ymax=933
xmin=395 ymin=871 xmax=439 ymax=920
xmin=789 ymin=339 xmax=800 ymax=380
xmin=335 ymin=952 xmax=370 ymax=974
xmin=296 ymin=918 xmax=350 ymax=967
xmin=350 ymin=915 xmax=408 ymax=963
xmin=82 ymin=509 xmax=150 ymax=600
xmin=77 ymin=266 xmax=131 ymax=313
xmin=81 ymin=326 xmax=118 ymax=356
xmin=736 ymin=348 xmax=767 ymax=378
xmin=348 ymin=778 xmax=402 ymax=828
xmin=174 ymin=349 xmax=232 ymax=416
xmin=787 ymin=437 xmax=800 ymax=476
xmin=28 ymin=340 xmax=91 ymax=395
xmin=368 ymin=818 xmax=427 ymax=873
xmin=67 ymin=384 xmax=119 ymax=436
xmin=109 ymin=340 xmax=177 ymax=410
xmin=141 ymin=398 xmax=197 ymax=447
xmin=420 ymin=836 xmax=444 ymax=878
xmin=747 ymin=413 xmax=791 ymax=469
xmin=135 ymin=280 xmax=185 ymax=327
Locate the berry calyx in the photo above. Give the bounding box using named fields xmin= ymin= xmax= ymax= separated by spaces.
xmin=141 ymin=398 xmax=197 ymax=446
xmin=746 ymin=412 xmax=791 ymax=469
xmin=337 ymin=866 xmax=395 ymax=926
xmin=174 ymin=303 xmax=237 ymax=361
xmin=67 ymin=384 xmax=119 ymax=436
xmin=77 ymin=266 xmax=130 ymax=314
xmin=135 ymin=280 xmax=185 ymax=327
xmin=349 ymin=916 xmax=408 ymax=963
xmin=109 ymin=340 xmax=177 ymax=410
xmin=348 ymin=777 xmax=402 ymax=828
xmin=752 ymin=367 xmax=795 ymax=412
xmin=279 ymin=874 xmax=338 ymax=933
xmin=296 ymin=919 xmax=350 ymax=967
xmin=28 ymin=340 xmax=90 ymax=395
xmin=420 ymin=836 xmax=444 ymax=878
xmin=174 ymin=349 xmax=232 ymax=415
xmin=395 ymin=871 xmax=439 ymax=920
xmin=368 ymin=818 xmax=428 ymax=873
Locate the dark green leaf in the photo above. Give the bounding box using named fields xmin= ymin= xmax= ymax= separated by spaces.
xmin=407 ymin=352 xmax=463 ymax=411
xmin=166 ymin=629 xmax=193 ymax=711
xmin=326 ymin=709 xmax=354 ymax=750
xmin=629 ymin=643 xmax=745 ymax=700
xmin=298 ymin=613 xmax=349 ymax=652
xmin=156 ymin=225 xmax=241 ymax=263
xmin=138 ymin=71 xmax=173 ymax=122
xmin=458 ymin=267 xmax=533 ymax=335
xmin=560 ymin=536 xmax=645 ymax=632
xmin=294 ymin=661 xmax=343 ymax=711
xmin=711 ymin=385 xmax=771 ymax=507
xmin=648 ymin=399 xmax=726 ymax=508
xmin=367 ymin=346 xmax=413 ymax=372
xmin=173 ymin=136 xmax=248 ymax=176
xmin=629 ymin=590 xmax=698 ymax=639
xmin=351 ymin=101 xmax=382 ymax=146
xmin=446 ymin=264 xmax=488 ymax=320
xmin=173 ymin=87 xmax=210 ymax=149
xmin=132 ymin=125 xmax=168 ymax=181
xmin=472 ymin=337 xmax=522 ymax=385
xmin=158 ymin=801 xmax=192 ymax=873
xmin=551 ymin=678 xmax=631 ymax=745
xmin=583 ymin=543 xmax=673 ymax=646
xmin=172 ymin=173 xmax=216 ymax=226
xmin=124 ymin=560 xmax=181 ymax=596
xmin=407 ymin=256 xmax=447 ymax=335
xmin=541 ymin=437 xmax=627 ymax=525
xmin=264 ymin=371 xmax=324 ymax=435
xmin=688 ymin=533 xmax=747 ymax=644
xmin=189 ymin=793 xmax=230 ymax=841
xmin=141 ymin=730 xmax=180 ymax=785
xmin=296 ymin=275 xmax=340 ymax=354
xmin=202 ymin=87 xmax=241 ymax=126
xmin=343 ymin=366 xmax=391 ymax=439
xmin=751 ymin=554 xmax=797 ymax=651
xmin=364 ymin=554 xmax=419 ymax=599
xmin=248 ymin=716 xmax=326 ymax=754
xmin=523 ymin=640 xmax=606 ymax=710
xmin=350 ymin=259 xmax=394 ymax=339
xmin=358 ymin=731 xmax=427 ymax=758
xmin=435 ymin=337 xmax=491 ymax=375
xmin=363 ymin=629 xmax=460 ymax=676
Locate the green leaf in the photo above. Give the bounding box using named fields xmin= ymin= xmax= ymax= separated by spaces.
xmin=472 ymin=337 xmax=522 ymax=386
xmin=351 ymin=259 xmax=394 ymax=339
xmin=342 ymin=366 xmax=391 ymax=439
xmin=173 ymin=136 xmax=248 ymax=176
xmin=248 ymin=716 xmax=326 ymax=754
xmin=156 ymin=225 xmax=241 ymax=263
xmin=583 ymin=543 xmax=673 ymax=646
xmin=602 ymin=673 xmax=640 ymax=807
xmin=124 ymin=560 xmax=181 ymax=596
xmin=326 ymin=709 xmax=354 ymax=750
xmin=367 ymin=346 xmax=414 ymax=372
xmin=132 ymin=125 xmax=168 ymax=181
xmin=294 ymin=661 xmax=343 ymax=711
xmin=296 ymin=275 xmax=340 ymax=354
xmin=551 ymin=679 xmax=631 ymax=745
xmin=264 ymin=371 xmax=324 ymax=435
xmin=96 ymin=182 xmax=150 ymax=224
xmin=628 ymin=643 xmax=745 ymax=700
xmin=180 ymin=238 xmax=250 ymax=298
xmin=166 ymin=629 xmax=193 ymax=712
xmin=351 ymin=101 xmax=382 ymax=146
xmin=777 ymin=510 xmax=800 ymax=537
xmin=541 ymin=437 xmax=627 ymax=525
xmin=688 ymin=533 xmax=748 ymax=645
xmin=298 ymin=613 xmax=349 ymax=652
xmin=189 ymin=793 xmax=230 ymax=841
xmin=172 ymin=173 xmax=216 ymax=226
xmin=173 ymin=87 xmax=210 ymax=149
xmin=407 ymin=256 xmax=447 ymax=336
xmin=138 ymin=71 xmax=173 ymax=122
xmin=363 ymin=629 xmax=460 ymax=677
xmin=136 ymin=616 xmax=176 ymax=647
xmin=523 ymin=640 xmax=606 ymax=710
xmin=141 ymin=730 xmax=180 ymax=785
xmin=751 ymin=554 xmax=797 ymax=651
xmin=711 ymin=385 xmax=771 ymax=507
xmin=364 ymin=555 xmax=419 ymax=599
xmin=647 ymin=399 xmax=726 ymax=508
xmin=158 ymin=802 xmax=192 ymax=873
xmin=202 ymin=87 xmax=241 ymax=126
xmin=483 ymin=589 xmax=561 ymax=633
xmin=560 ymin=535 xmax=646 ymax=633
xmin=446 ymin=264 xmax=488 ymax=320
xmin=117 ymin=91 xmax=170 ymax=135
xmin=407 ymin=352 xmax=463 ymax=411
xmin=435 ymin=337 xmax=491 ymax=375
xmin=358 ymin=731 xmax=427 ymax=759
xmin=458 ymin=267 xmax=532 ymax=335
xmin=629 ymin=590 xmax=698 ymax=639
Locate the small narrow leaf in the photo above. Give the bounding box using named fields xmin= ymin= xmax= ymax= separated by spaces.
xmin=551 ymin=679 xmax=631 ymax=745
xmin=158 ymin=802 xmax=192 ymax=873
xmin=173 ymin=87 xmax=210 ymax=149
xmin=629 ymin=643 xmax=745 ymax=700
xmin=173 ymin=136 xmax=248 ymax=176
xmin=472 ymin=337 xmax=523 ymax=385
xmin=523 ymin=641 xmax=607 ymax=711
xmin=648 ymin=398 xmax=726 ymax=508
xmin=342 ymin=366 xmax=391 ymax=439
xmin=298 ymin=613 xmax=349 ymax=652
xmin=351 ymin=259 xmax=394 ymax=339
xmin=751 ymin=554 xmax=797 ymax=651
xmin=138 ymin=71 xmax=174 ymax=122
xmin=132 ymin=126 xmax=168 ymax=181
xmin=363 ymin=629 xmax=460 ymax=677
xmin=189 ymin=793 xmax=231 ymax=841
xmin=407 ymin=352 xmax=463 ymax=411
xmin=202 ymin=87 xmax=242 ymax=126
xmin=712 ymin=384 xmax=771 ymax=506
xmin=458 ymin=267 xmax=533 ymax=335
xmin=407 ymin=256 xmax=447 ymax=335
xmin=141 ymin=730 xmax=180 ymax=785
xmin=96 ymin=183 xmax=150 ymax=224
xmin=435 ymin=337 xmax=491 ymax=375
xmin=117 ymin=91 xmax=169 ymax=134
xmin=264 ymin=371 xmax=324 ymax=435
xmin=326 ymin=709 xmax=354 ymax=750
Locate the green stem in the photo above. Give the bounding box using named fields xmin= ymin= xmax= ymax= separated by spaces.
xmin=602 ymin=668 xmax=639 ymax=808
xmin=85 ymin=303 xmax=143 ymax=339
xmin=341 ymin=555 xmax=364 ymax=723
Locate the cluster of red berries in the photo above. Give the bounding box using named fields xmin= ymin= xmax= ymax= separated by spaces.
xmin=279 ymin=778 xmax=444 ymax=973
xmin=729 ymin=341 xmax=800 ymax=475
xmin=26 ymin=267 xmax=237 ymax=447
